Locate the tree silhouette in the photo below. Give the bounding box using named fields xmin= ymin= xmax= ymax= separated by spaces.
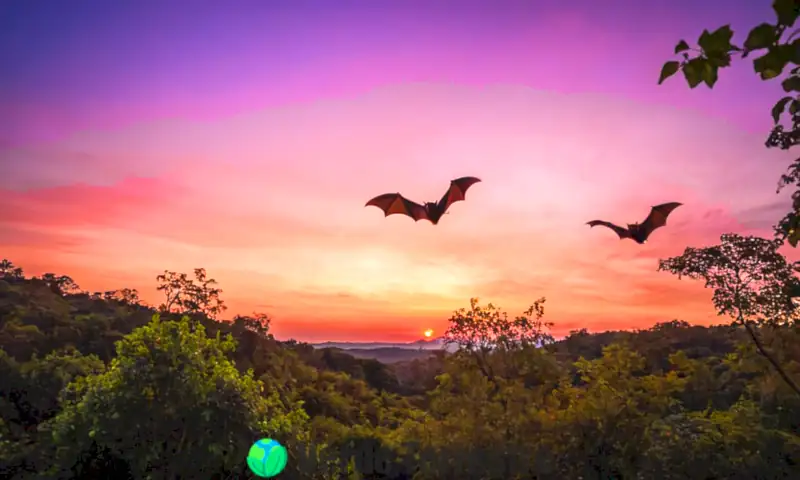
xmin=37 ymin=273 xmax=82 ymax=296
xmin=659 ymin=233 xmax=800 ymax=396
xmin=0 ymin=259 xmax=23 ymax=280
xmin=101 ymin=288 xmax=143 ymax=307
xmin=156 ymin=268 xmax=226 ymax=319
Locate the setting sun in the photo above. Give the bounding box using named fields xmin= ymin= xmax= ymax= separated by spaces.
xmin=423 ymin=329 xmax=434 ymax=338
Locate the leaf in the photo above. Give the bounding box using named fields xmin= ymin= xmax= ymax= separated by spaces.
xmin=698 ymin=29 xmax=713 ymax=50
xmin=744 ymin=23 xmax=779 ymax=50
xmin=683 ymin=58 xmax=706 ymax=88
xmin=789 ymin=229 xmax=800 ymax=248
xmin=701 ymin=61 xmax=719 ymax=88
xmin=674 ymin=40 xmax=690 ymax=54
xmin=782 ymin=76 xmax=800 ymax=92
xmin=754 ymin=46 xmax=794 ymax=79
xmin=706 ymin=51 xmax=732 ymax=68
xmin=772 ymin=96 xmax=793 ymax=123
xmin=658 ymin=61 xmax=681 ymax=85
xmin=791 ymin=99 xmax=800 ymax=115
xmin=772 ymin=0 xmax=799 ymax=27
xmin=698 ymin=25 xmax=735 ymax=54
xmin=793 ymin=38 xmax=800 ymax=64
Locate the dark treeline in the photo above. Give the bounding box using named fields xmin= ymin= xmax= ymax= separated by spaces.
xmin=1 ymin=259 xmax=800 ymax=479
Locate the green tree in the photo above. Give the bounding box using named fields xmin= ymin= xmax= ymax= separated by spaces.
xmin=409 ymin=298 xmax=562 ymax=478
xmin=443 ymin=297 xmax=553 ymax=383
xmin=44 ymin=314 xmax=308 ymax=479
xmin=659 ymin=233 xmax=800 ymax=396
xmin=540 ymin=344 xmax=687 ymax=478
xmin=641 ymin=400 xmax=800 ymax=478
xmin=0 ymin=347 xmax=105 ymax=478
xmin=657 ymin=0 xmax=800 ymax=245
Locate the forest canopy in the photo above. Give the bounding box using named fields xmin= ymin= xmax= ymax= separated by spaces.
xmin=1 ymin=258 xmax=800 ymax=479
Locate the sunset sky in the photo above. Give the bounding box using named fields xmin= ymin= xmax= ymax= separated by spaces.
xmin=1 ymin=0 xmax=797 ymax=342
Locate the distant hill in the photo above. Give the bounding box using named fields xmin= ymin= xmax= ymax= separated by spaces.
xmin=311 ymin=337 xmax=448 ymax=351
xmin=309 ymin=337 xmax=450 ymax=364
xmin=331 ymin=347 xmax=438 ymax=364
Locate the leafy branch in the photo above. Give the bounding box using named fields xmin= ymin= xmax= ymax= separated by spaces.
xmin=657 ymin=0 xmax=800 ymax=246
xmin=658 ymin=233 xmax=800 ymax=397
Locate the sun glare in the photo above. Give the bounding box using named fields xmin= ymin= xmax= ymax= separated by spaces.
xmin=423 ymin=329 xmax=434 ymax=338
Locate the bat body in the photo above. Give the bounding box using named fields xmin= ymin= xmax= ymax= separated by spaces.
xmin=366 ymin=177 xmax=481 ymax=225
xmin=587 ymin=202 xmax=682 ymax=244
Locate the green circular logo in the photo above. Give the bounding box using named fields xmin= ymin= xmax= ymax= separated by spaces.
xmin=247 ymin=438 xmax=288 ymax=478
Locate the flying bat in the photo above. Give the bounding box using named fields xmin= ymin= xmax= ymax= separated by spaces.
xmin=365 ymin=176 xmax=481 ymax=225
xmin=587 ymin=202 xmax=683 ymax=244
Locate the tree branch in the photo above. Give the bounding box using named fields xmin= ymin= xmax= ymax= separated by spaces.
xmin=740 ymin=316 xmax=800 ymax=398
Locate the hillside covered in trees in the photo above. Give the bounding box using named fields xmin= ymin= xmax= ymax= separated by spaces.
xmin=1 ymin=259 xmax=800 ymax=479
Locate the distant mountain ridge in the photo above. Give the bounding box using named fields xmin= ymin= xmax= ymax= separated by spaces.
xmin=310 ymin=337 xmax=446 ymax=351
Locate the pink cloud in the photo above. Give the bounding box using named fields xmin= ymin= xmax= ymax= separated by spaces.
xmin=0 ymin=177 xmax=179 ymax=227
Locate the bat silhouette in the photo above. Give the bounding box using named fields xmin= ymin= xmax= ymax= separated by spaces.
xmin=587 ymin=202 xmax=683 ymax=244
xmin=365 ymin=176 xmax=481 ymax=225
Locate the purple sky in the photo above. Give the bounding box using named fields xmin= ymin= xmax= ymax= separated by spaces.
xmin=0 ymin=0 xmax=777 ymax=147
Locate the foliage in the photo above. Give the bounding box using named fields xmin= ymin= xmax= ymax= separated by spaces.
xmin=2 ymin=260 xmax=800 ymax=478
xmin=0 ymin=259 xmax=24 ymax=279
xmin=37 ymin=273 xmax=82 ymax=296
xmin=659 ymin=234 xmax=800 ymax=323
xmin=659 ymin=233 xmax=800 ymax=396
xmin=44 ymin=314 xmax=309 ymax=479
xmin=657 ymin=0 xmax=800 ymax=245
xmin=444 ymin=297 xmax=553 ymax=351
xmin=96 ymin=288 xmax=144 ymax=307
xmin=443 ymin=297 xmax=554 ymax=385
xmin=156 ymin=268 xmax=227 ymax=319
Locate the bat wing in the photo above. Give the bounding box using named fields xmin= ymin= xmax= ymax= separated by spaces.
xmin=437 ymin=176 xmax=481 ymax=214
xmin=587 ymin=220 xmax=632 ymax=240
xmin=366 ymin=193 xmax=429 ymax=222
xmin=639 ymin=202 xmax=683 ymax=239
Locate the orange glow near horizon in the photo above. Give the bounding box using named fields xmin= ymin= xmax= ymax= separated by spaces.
xmin=424 ymin=329 xmax=434 ymax=338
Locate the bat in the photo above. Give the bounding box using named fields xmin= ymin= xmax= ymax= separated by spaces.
xmin=365 ymin=176 xmax=481 ymax=225
xmin=587 ymin=202 xmax=683 ymax=244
